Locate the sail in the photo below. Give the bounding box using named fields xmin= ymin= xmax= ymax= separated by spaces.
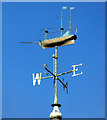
xmin=63 ymin=30 xmax=70 ymax=37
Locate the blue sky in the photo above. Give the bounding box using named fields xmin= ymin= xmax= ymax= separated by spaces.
xmin=2 ymin=2 xmax=105 ymax=118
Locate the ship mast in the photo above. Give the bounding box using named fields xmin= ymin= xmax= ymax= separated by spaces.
xmin=60 ymin=6 xmax=67 ymax=37
xmin=69 ymin=7 xmax=75 ymax=33
xmin=61 ymin=11 xmax=63 ymax=36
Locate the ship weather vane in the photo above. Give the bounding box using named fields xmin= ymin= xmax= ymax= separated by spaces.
xmin=20 ymin=6 xmax=83 ymax=120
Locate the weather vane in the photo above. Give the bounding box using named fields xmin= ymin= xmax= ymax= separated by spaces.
xmin=20 ymin=6 xmax=83 ymax=120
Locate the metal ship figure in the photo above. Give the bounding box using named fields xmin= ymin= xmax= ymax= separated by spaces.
xmin=20 ymin=6 xmax=82 ymax=120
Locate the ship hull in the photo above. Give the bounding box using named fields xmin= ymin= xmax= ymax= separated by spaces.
xmin=40 ymin=34 xmax=77 ymax=49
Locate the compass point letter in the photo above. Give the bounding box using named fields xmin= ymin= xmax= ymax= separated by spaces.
xmin=72 ymin=64 xmax=83 ymax=77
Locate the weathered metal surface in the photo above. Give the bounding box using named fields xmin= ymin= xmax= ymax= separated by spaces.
xmin=39 ymin=34 xmax=77 ymax=49
xmin=54 ymin=46 xmax=58 ymax=104
xmin=57 ymin=69 xmax=75 ymax=77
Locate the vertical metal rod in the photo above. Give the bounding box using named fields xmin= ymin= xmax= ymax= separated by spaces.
xmin=70 ymin=9 xmax=71 ymax=31
xmin=45 ymin=29 xmax=47 ymax=40
xmin=61 ymin=11 xmax=63 ymax=37
xmin=45 ymin=33 xmax=47 ymax=40
xmin=53 ymin=54 xmax=55 ymax=85
xmin=54 ymin=46 xmax=58 ymax=104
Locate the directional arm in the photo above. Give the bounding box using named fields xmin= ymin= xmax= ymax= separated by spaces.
xmin=33 ymin=72 xmax=53 ymax=86
xmin=39 ymin=76 xmax=53 ymax=80
xmin=57 ymin=69 xmax=75 ymax=77
xmin=44 ymin=64 xmax=67 ymax=89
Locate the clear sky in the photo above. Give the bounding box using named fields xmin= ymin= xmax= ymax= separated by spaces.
xmin=2 ymin=2 xmax=105 ymax=118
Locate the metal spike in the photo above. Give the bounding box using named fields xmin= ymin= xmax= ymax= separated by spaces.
xmin=75 ymin=26 xmax=78 ymax=34
xmin=63 ymin=78 xmax=65 ymax=90
xmin=66 ymin=82 xmax=68 ymax=94
xmin=20 ymin=42 xmax=39 ymax=43
xmin=44 ymin=64 xmax=48 ymax=69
